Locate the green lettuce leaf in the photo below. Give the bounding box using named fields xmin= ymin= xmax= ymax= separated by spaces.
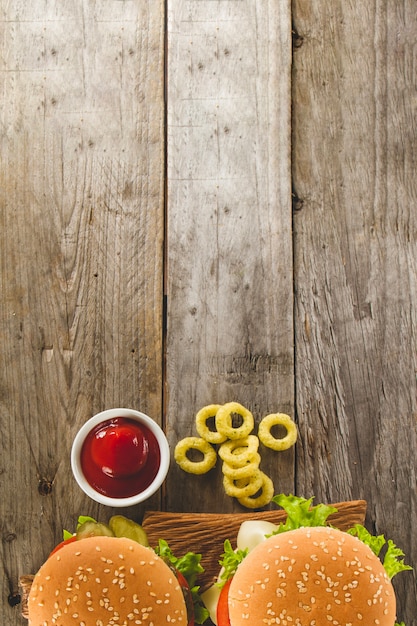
xmin=348 ymin=524 xmax=412 ymax=579
xmin=155 ymin=539 xmax=209 ymax=624
xmin=271 ymin=494 xmax=338 ymax=533
xmin=383 ymin=539 xmax=413 ymax=579
xmin=217 ymin=539 xmax=248 ymax=587
xmin=347 ymin=524 xmax=386 ymax=557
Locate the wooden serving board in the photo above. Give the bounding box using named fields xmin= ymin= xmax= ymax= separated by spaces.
xmin=142 ymin=499 xmax=367 ymax=589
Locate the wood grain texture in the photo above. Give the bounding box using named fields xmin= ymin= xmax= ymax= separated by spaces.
xmin=292 ymin=1 xmax=417 ymax=622
xmin=2 ymin=1 xmax=416 ymax=625
xmin=0 ymin=2 xmax=164 ymax=624
xmin=165 ymin=0 xmax=294 ymax=513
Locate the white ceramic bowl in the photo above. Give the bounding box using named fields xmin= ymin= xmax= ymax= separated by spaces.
xmin=71 ymin=408 xmax=170 ymax=507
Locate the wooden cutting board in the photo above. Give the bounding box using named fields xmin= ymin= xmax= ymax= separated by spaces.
xmin=142 ymin=499 xmax=367 ymax=589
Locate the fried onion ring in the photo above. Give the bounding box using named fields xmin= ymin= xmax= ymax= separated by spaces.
xmin=195 ymin=404 xmax=227 ymax=444
xmin=218 ymin=435 xmax=259 ymax=467
xmin=174 ymin=437 xmax=217 ymax=474
xmin=237 ymin=472 xmax=274 ymax=509
xmin=223 ymin=469 xmax=264 ymax=498
xmin=221 ymin=452 xmax=261 ymax=480
xmin=258 ymin=413 xmax=298 ymax=451
xmin=215 ymin=402 xmax=254 ymax=440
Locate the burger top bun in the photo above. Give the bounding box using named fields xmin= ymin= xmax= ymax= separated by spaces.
xmin=27 ymin=535 xmax=188 ymax=625
xmin=228 ymin=526 xmax=396 ymax=626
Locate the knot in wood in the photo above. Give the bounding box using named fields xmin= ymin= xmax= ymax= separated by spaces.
xmin=38 ymin=477 xmax=53 ymax=496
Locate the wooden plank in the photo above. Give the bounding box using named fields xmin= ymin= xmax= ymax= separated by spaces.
xmin=292 ymin=1 xmax=417 ymax=622
xmin=0 ymin=1 xmax=164 ymax=623
xmin=165 ymin=0 xmax=293 ymax=513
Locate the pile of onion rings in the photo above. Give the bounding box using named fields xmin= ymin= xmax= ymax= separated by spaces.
xmin=174 ymin=402 xmax=297 ymax=510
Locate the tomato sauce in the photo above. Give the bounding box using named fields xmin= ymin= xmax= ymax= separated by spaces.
xmin=80 ymin=417 xmax=161 ymax=498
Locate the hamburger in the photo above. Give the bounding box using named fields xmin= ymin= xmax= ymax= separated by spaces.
xmin=203 ymin=494 xmax=411 ymax=626
xmin=228 ymin=526 xmax=395 ymax=625
xmin=24 ymin=515 xmax=209 ymax=626
xmin=28 ymin=536 xmax=188 ymax=625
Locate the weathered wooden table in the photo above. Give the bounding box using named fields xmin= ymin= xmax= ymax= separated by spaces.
xmin=1 ymin=1 xmax=416 ymax=624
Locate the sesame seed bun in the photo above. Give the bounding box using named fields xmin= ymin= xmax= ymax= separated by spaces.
xmin=27 ymin=536 xmax=188 ymax=625
xmin=228 ymin=526 xmax=396 ymax=626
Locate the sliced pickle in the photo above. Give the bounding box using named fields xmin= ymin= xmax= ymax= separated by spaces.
xmin=76 ymin=521 xmax=115 ymax=540
xmin=109 ymin=515 xmax=149 ymax=546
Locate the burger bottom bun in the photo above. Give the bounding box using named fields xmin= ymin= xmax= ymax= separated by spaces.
xmin=228 ymin=526 xmax=396 ymax=626
xmin=28 ymin=535 xmax=187 ymax=625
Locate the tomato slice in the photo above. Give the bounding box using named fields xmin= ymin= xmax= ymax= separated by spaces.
xmin=48 ymin=536 xmax=77 ymax=557
xmin=217 ymin=577 xmax=232 ymax=626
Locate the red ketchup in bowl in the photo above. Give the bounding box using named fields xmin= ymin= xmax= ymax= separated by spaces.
xmin=80 ymin=417 xmax=161 ymax=498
